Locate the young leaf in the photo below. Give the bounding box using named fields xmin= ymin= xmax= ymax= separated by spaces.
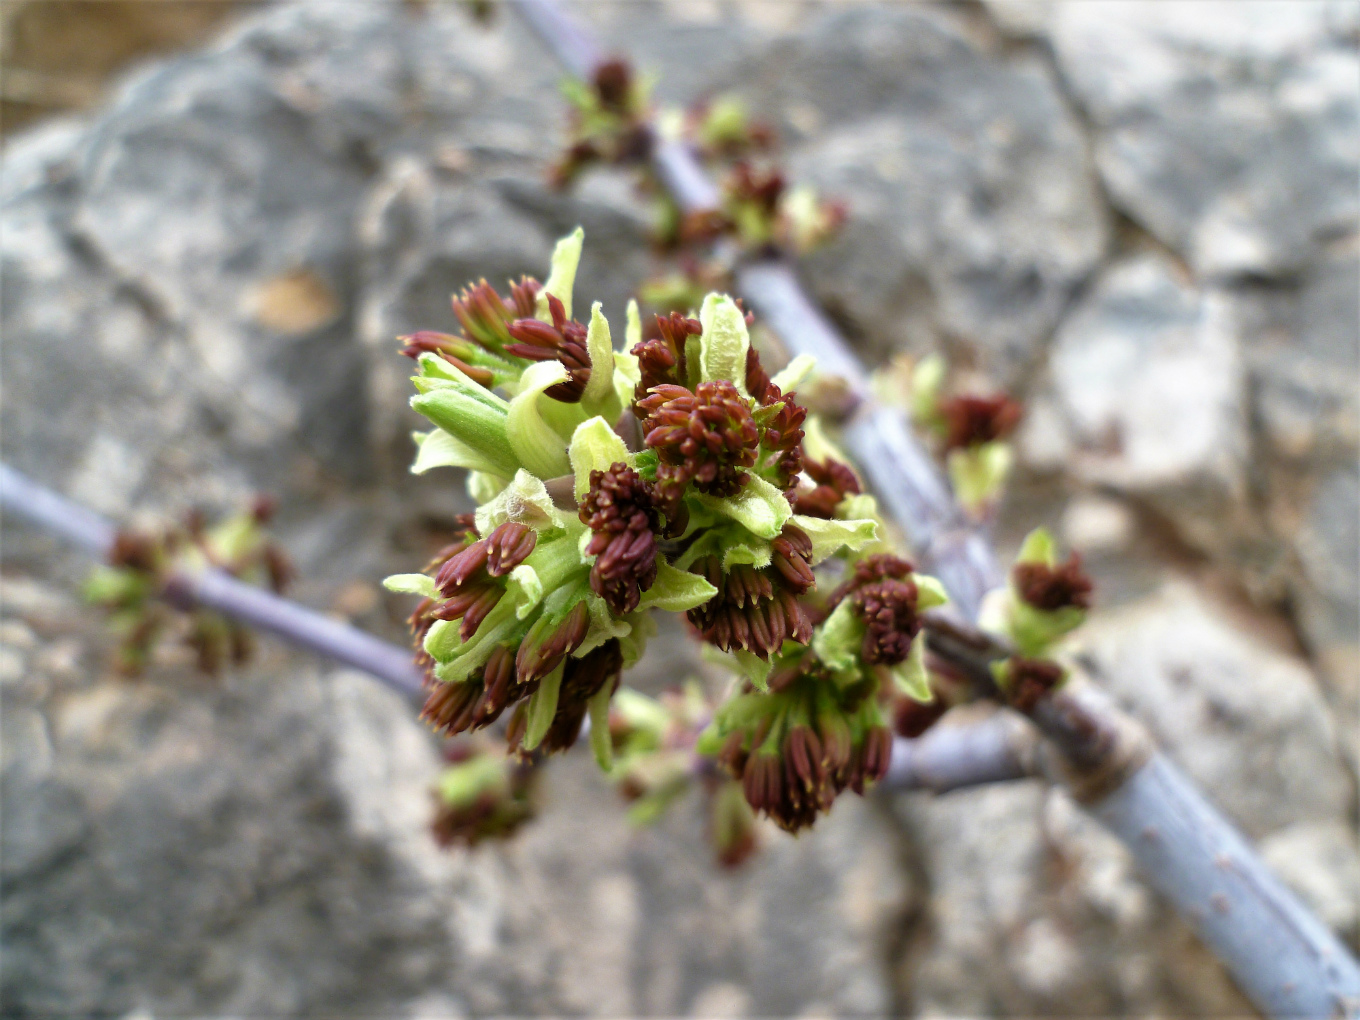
xmin=506 ymin=361 xmax=573 ymax=479
xmin=694 ymin=474 xmax=791 ymax=539
xmin=790 ymin=515 xmax=879 ymax=565
xmin=635 ymin=561 xmax=719 ymax=613
xmin=521 ymin=660 xmax=565 ymax=750
xmin=698 ymin=293 xmax=751 ymax=395
xmin=812 ymin=599 xmax=864 ymax=673
xmin=382 ymin=574 xmax=439 ymax=599
xmin=536 ymin=227 xmax=585 ymax=322
xmin=1016 ymin=526 xmax=1057 ymax=567
xmin=569 ymin=416 xmax=632 ymax=501
xmin=890 ymin=630 xmax=933 ymax=703
xmin=588 ymin=682 xmax=614 ymax=771
xmin=475 ymin=469 xmax=565 ymax=536
xmin=411 ymin=429 xmax=507 ymax=477
xmin=912 ymin=573 xmax=950 ymax=610
xmin=580 ymin=302 xmax=619 ymax=416
xmin=770 ymin=353 xmax=817 ymax=394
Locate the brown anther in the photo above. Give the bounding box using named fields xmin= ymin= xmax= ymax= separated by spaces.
xmin=938 ymin=393 xmax=1023 ymax=452
xmin=485 ymin=522 xmax=537 ymax=577
xmin=1013 ymin=553 xmax=1093 ymax=612
xmin=506 ymin=293 xmax=592 ymax=402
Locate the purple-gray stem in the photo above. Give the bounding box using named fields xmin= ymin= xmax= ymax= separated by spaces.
xmin=0 ymin=463 xmax=424 ymax=696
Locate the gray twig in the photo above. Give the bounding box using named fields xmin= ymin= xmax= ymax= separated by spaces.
xmin=0 ymin=463 xmax=424 ymax=696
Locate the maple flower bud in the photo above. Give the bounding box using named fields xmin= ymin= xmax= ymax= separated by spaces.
xmin=893 ymin=693 xmax=948 ymax=738
xmin=1013 ymin=553 xmax=1093 ymax=612
xmin=937 ymin=393 xmax=1023 ymax=453
xmin=639 ymin=379 xmax=759 ymax=500
xmin=449 ymin=277 xmax=541 ymax=357
xmin=506 ymin=293 xmax=593 ymax=402
xmin=579 ymin=463 xmax=661 ymax=614
xmin=430 ymin=746 xmax=537 ymax=848
xmin=793 ymin=456 xmax=861 ymax=519
xmin=633 ymin=312 xmax=701 ymax=397
xmin=709 ymin=778 xmax=759 ymax=868
xmin=1003 ymin=656 xmax=1066 ymax=713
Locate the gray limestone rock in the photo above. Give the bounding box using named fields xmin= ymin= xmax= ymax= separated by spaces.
xmin=758 ymin=5 xmax=1108 ymax=382
xmin=1038 ymin=252 xmax=1254 ymax=561
xmin=1048 ymin=0 xmax=1359 ymax=278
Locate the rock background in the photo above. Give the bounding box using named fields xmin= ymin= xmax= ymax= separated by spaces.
xmin=1 ymin=1 xmax=1355 ymax=1016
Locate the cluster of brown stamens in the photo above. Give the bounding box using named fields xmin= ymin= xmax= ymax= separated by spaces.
xmin=551 ymin=58 xmax=653 ymax=186
xmin=745 ymin=350 xmax=806 ymax=496
xmin=1013 ymin=553 xmax=1093 ymax=612
xmin=938 ymin=393 xmax=1023 ymax=452
xmin=432 ymin=522 xmax=538 ymax=640
xmin=508 ymin=640 xmax=625 ymax=756
xmin=449 ymin=277 xmax=541 ymax=355
xmin=794 ymin=456 xmax=861 ymax=518
xmin=505 ymin=293 xmax=593 ymax=402
xmin=1006 ymin=657 xmax=1065 ymax=713
xmin=830 ymin=554 xmax=922 ymax=666
xmin=638 ymin=380 xmax=759 ymax=502
xmin=687 ymin=524 xmax=815 ymax=658
xmin=719 ymin=710 xmax=892 ymax=832
xmin=633 ymin=312 xmax=699 ymax=396
xmin=580 ymin=463 xmax=662 ymax=615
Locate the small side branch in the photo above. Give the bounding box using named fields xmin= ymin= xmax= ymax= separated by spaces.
xmin=885 ymin=713 xmax=1037 ymax=794
xmin=0 ymin=464 xmax=424 ymax=697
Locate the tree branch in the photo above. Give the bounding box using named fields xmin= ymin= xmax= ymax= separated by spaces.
xmin=0 ymin=463 xmax=424 ymax=697
xmin=504 ymin=4 xmax=1360 ymax=1015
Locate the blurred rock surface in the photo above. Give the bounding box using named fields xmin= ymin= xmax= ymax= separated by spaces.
xmin=2 ymin=1 xmax=1356 ymax=1016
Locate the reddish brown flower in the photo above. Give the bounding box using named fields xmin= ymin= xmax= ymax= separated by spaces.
xmin=793 ymin=456 xmax=861 ymax=518
xmin=429 ymin=750 xmax=538 ymax=848
xmin=728 ymin=162 xmax=784 ymax=218
xmin=449 ymin=277 xmax=541 ymax=356
xmin=849 ymin=725 xmax=893 ymax=795
xmin=633 ymin=312 xmax=700 ymax=397
xmin=592 ymin=58 xmax=634 ymax=113
xmin=535 ymin=640 xmax=625 ymax=755
xmin=829 ymin=554 xmax=922 ymax=667
xmin=398 ymin=331 xmax=496 ymax=387
xmin=1013 ymin=554 xmax=1093 ymax=612
xmin=1006 ymin=657 xmax=1065 ymax=713
xmin=745 ymin=349 xmax=808 ymax=495
xmin=938 ymin=393 xmax=1023 ymax=452
xmin=505 ymin=293 xmax=592 ymax=402
xmin=429 ymin=522 xmax=536 ymax=641
xmin=515 ymin=599 xmax=592 ymax=684
xmin=639 ymin=380 xmax=759 ymax=503
xmin=893 ymin=694 xmax=948 ymax=738
xmin=686 ymin=524 xmax=815 ymax=659
xmin=580 ymin=463 xmax=661 ymax=614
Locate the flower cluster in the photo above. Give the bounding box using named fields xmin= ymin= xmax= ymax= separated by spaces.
xmin=84 ymin=498 xmax=292 ymax=675
xmin=549 ymin=57 xmax=844 ymax=263
xmin=386 ymin=229 xmax=945 ymax=837
xmin=893 ymin=353 xmax=1024 ymax=517
xmin=551 ymin=58 xmax=653 ymax=186
xmin=429 ymin=742 xmax=538 ymax=848
xmin=684 ymin=161 xmax=847 ymax=255
xmin=980 ymin=528 xmax=1094 ymax=712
